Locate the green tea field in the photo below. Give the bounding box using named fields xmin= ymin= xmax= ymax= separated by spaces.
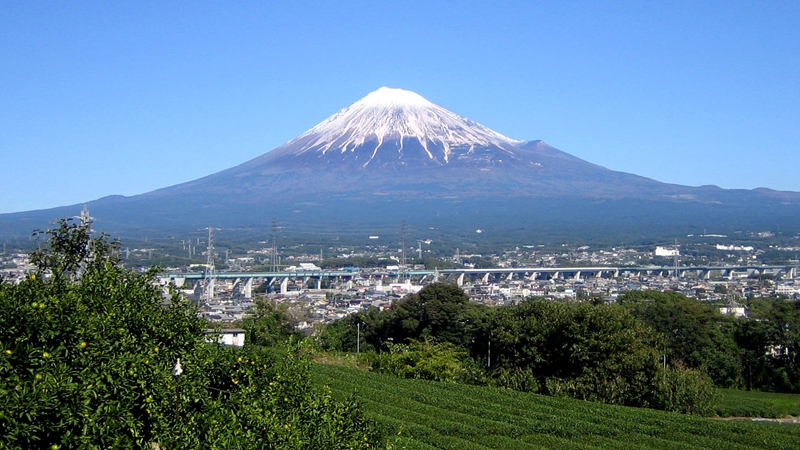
xmin=312 ymin=364 xmax=800 ymax=449
xmin=713 ymin=389 xmax=800 ymax=419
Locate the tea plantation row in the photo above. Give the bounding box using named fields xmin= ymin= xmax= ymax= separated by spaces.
xmin=312 ymin=364 xmax=800 ymax=449
xmin=713 ymin=389 xmax=800 ymax=418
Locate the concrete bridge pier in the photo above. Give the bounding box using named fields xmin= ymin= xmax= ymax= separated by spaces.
xmin=775 ymin=267 xmax=796 ymax=280
xmin=280 ymin=277 xmax=288 ymax=294
xmin=231 ymin=278 xmax=242 ymax=297
xmin=244 ymin=277 xmax=253 ymax=299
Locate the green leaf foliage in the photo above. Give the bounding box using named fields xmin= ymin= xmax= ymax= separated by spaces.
xmin=620 ymin=290 xmax=800 ymax=394
xmin=319 ymin=284 xmax=719 ymax=413
xmin=391 ymin=283 xmax=475 ymax=347
xmin=619 ymin=290 xmax=742 ymax=388
xmin=489 ymin=300 xmax=663 ymax=407
xmin=314 ymin=363 xmax=800 ymax=450
xmin=370 ymin=340 xmax=468 ymax=383
xmin=239 ymin=299 xmax=305 ymax=348
xmin=652 ymin=367 xmax=719 ymax=415
xmin=713 ymin=388 xmax=800 ymax=418
xmin=0 ymin=219 xmax=377 ymax=449
xmin=318 ymin=283 xmax=490 ymax=354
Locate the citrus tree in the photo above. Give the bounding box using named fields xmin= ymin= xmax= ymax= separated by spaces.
xmin=0 ymin=219 xmax=377 ymax=449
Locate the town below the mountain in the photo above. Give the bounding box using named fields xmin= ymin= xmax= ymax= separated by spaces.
xmin=5 ymin=232 xmax=797 ymax=333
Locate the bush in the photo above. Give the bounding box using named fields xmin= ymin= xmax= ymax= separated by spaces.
xmin=489 ymin=300 xmax=662 ymax=407
xmin=370 ymin=340 xmax=467 ymax=383
xmin=487 ymin=367 xmax=540 ymax=393
xmin=0 ymin=219 xmax=378 ymax=449
xmin=652 ymin=366 xmax=718 ymax=415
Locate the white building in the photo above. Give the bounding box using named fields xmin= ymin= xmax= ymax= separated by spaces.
xmin=775 ymin=283 xmax=799 ymax=297
xmin=203 ymin=329 xmax=246 ymax=348
xmin=719 ymin=306 xmax=748 ymax=319
xmin=715 ymin=244 xmax=754 ymax=252
xmin=655 ymin=246 xmax=679 ymax=257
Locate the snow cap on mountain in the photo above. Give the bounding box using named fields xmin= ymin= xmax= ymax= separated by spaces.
xmin=357 ymin=87 xmax=433 ymax=108
xmin=282 ymin=87 xmax=523 ymax=166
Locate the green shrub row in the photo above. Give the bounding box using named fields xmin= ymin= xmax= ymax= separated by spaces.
xmin=713 ymin=389 xmax=800 ymax=418
xmin=313 ymin=363 xmax=800 ymax=450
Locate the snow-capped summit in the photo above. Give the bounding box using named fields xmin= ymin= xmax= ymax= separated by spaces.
xmin=357 ymin=87 xmax=433 ymax=108
xmin=267 ymin=87 xmax=526 ymax=168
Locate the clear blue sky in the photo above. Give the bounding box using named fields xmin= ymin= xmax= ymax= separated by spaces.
xmin=1 ymin=1 xmax=798 ymax=214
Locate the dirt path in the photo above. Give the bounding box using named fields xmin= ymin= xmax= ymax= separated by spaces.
xmin=712 ymin=416 xmax=800 ymax=424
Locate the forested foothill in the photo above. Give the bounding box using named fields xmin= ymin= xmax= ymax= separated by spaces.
xmin=319 ymin=283 xmax=800 ymax=414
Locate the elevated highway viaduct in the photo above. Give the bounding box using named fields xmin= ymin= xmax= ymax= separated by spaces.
xmin=160 ymin=265 xmax=798 ymax=299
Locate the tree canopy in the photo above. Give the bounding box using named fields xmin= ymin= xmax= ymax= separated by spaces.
xmin=319 ymin=284 xmax=719 ymax=413
xmin=0 ymin=219 xmax=377 ymax=449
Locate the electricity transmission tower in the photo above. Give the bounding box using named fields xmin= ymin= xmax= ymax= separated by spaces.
xmin=400 ymin=221 xmax=407 ymax=282
xmin=270 ymin=218 xmax=279 ymax=272
xmin=75 ymin=205 xmax=95 ymax=231
xmin=202 ymin=227 xmax=216 ymax=302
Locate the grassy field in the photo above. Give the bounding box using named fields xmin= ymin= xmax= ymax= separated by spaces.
xmin=312 ymin=364 xmax=800 ymax=449
xmin=713 ymin=389 xmax=800 ymax=418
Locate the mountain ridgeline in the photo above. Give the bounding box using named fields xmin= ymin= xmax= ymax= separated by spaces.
xmin=2 ymin=87 xmax=799 ymax=241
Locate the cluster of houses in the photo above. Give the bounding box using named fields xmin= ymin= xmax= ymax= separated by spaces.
xmin=190 ymin=266 xmax=798 ymax=338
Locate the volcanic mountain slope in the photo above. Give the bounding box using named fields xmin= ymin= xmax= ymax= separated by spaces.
xmin=164 ymin=87 xmax=701 ymax=200
xmin=2 ymin=87 xmax=800 ymax=239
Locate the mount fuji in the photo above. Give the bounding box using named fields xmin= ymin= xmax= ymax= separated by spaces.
xmin=2 ymin=87 xmax=800 ymax=241
xmin=164 ymin=87 xmax=703 ymax=200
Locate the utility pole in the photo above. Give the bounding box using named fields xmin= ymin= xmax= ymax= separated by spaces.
xmin=488 ymin=336 xmax=491 ymax=369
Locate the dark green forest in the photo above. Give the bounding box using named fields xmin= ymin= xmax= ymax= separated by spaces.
xmin=319 ymin=283 xmax=800 ymax=414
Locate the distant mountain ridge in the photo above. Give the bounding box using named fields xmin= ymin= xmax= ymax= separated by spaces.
xmin=2 ymin=87 xmax=799 ymax=240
